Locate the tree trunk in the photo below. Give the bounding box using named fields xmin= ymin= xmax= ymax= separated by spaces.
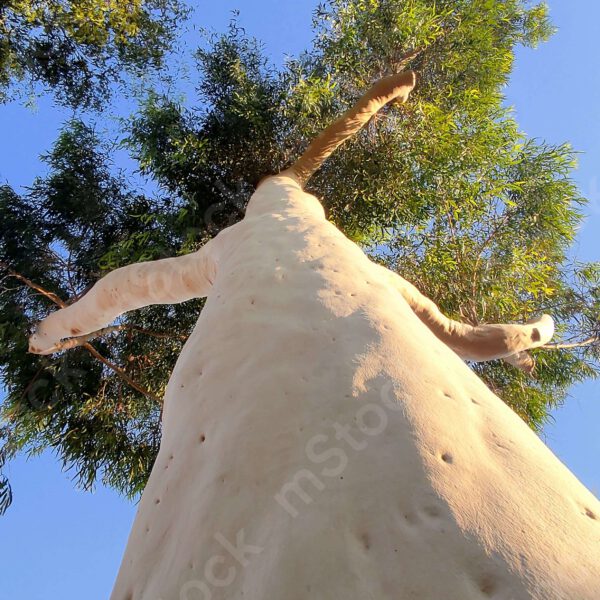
xmin=106 ymin=176 xmax=600 ymax=600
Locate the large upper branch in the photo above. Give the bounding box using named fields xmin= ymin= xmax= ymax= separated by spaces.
xmin=287 ymin=70 xmax=417 ymax=187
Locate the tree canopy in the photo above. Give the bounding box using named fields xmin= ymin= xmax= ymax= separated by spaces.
xmin=1 ymin=0 xmax=598 ymax=515
xmin=0 ymin=0 xmax=188 ymax=108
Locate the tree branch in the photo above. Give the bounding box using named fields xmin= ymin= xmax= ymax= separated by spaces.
xmin=82 ymin=342 xmax=162 ymax=404
xmin=288 ymin=70 xmax=417 ymax=186
xmin=542 ymin=336 xmax=600 ymax=351
xmin=43 ymin=324 xmax=188 ymax=352
xmin=1 ymin=262 xmax=163 ymax=403
xmin=0 ymin=261 xmax=67 ymax=308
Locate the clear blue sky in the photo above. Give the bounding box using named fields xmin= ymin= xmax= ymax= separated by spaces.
xmin=0 ymin=1 xmax=598 ymax=598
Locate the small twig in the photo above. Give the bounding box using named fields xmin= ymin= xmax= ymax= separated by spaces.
xmin=0 ymin=261 xmax=66 ymax=308
xmin=390 ymin=47 xmax=424 ymax=73
xmin=65 ymin=251 xmax=78 ymax=298
xmin=542 ymin=336 xmax=600 ymax=351
xmin=43 ymin=324 xmax=188 ymax=352
xmin=71 ymin=282 xmax=94 ymax=303
xmin=20 ymin=365 xmax=47 ymax=402
xmin=128 ymin=326 xmax=188 ymax=342
xmin=82 ymin=342 xmax=162 ymax=404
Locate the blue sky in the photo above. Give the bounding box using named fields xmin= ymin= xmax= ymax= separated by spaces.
xmin=0 ymin=1 xmax=598 ymax=598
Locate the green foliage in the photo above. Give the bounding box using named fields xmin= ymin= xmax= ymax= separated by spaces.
xmin=0 ymin=1 xmax=597 ymax=514
xmin=0 ymin=0 xmax=189 ymax=108
xmin=0 ymin=121 xmax=198 ymax=512
xmin=314 ymin=0 xmax=554 ymax=106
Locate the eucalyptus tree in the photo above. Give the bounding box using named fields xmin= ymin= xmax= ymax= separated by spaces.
xmin=27 ymin=68 xmax=600 ymax=600
xmin=1 ymin=0 xmax=598 ymax=517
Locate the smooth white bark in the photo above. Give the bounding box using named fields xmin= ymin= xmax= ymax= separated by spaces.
xmin=29 ymin=246 xmax=216 ymax=355
xmin=384 ymin=270 xmax=554 ymax=364
xmin=106 ymin=176 xmax=599 ymax=600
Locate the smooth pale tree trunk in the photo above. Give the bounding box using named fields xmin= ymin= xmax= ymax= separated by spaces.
xmin=30 ymin=72 xmax=600 ymax=599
